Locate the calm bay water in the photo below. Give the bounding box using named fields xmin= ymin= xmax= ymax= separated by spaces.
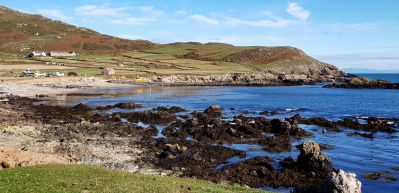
xmin=51 ymin=74 xmax=399 ymax=193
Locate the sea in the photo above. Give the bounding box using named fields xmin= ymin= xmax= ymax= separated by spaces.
xmin=49 ymin=73 xmax=399 ymax=193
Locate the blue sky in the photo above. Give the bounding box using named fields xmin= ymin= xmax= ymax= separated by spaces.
xmin=1 ymin=0 xmax=399 ymax=72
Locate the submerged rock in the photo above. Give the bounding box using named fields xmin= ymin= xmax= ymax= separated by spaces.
xmin=362 ymin=171 xmax=398 ymax=182
xmin=347 ymin=132 xmax=374 ymax=139
xmin=153 ymin=106 xmax=186 ymax=114
xmin=96 ymin=102 xmax=143 ymax=110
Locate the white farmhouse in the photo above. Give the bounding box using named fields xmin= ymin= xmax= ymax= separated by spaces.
xmin=28 ymin=51 xmax=47 ymax=57
xmin=49 ymin=51 xmax=77 ymax=57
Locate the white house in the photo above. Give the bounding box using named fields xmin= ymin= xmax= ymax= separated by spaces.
xmin=29 ymin=51 xmax=47 ymax=57
xmin=49 ymin=51 xmax=77 ymax=57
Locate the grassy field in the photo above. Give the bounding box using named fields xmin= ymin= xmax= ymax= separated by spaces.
xmin=0 ymin=43 xmax=307 ymax=82
xmin=0 ymin=51 xmax=252 ymax=81
xmin=0 ymin=164 xmax=268 ymax=193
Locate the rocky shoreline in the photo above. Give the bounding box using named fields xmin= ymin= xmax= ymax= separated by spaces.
xmin=149 ymin=69 xmax=347 ymax=86
xmin=2 ymin=94 xmax=398 ymax=192
xmin=324 ymin=77 xmax=399 ymax=89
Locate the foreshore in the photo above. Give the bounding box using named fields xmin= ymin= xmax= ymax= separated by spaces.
xmin=4 ymin=76 xmax=399 ymax=192
xmin=0 ymin=77 xmax=135 ymax=98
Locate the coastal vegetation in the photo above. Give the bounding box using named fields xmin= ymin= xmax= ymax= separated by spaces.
xmin=0 ymin=164 xmax=266 ymax=193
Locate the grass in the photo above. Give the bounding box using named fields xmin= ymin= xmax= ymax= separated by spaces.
xmin=0 ymin=164 xmax=269 ymax=193
xmin=0 ymin=43 xmax=309 ymax=80
xmin=145 ymin=43 xmax=256 ymax=61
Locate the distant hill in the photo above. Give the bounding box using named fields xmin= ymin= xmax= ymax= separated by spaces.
xmin=145 ymin=42 xmax=345 ymax=77
xmin=0 ymin=6 xmax=155 ymax=54
xmin=0 ymin=6 xmax=346 ymax=80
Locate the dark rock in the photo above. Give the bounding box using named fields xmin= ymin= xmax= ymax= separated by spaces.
xmin=259 ymin=135 xmax=292 ymax=152
xmin=324 ymin=77 xmax=399 ymax=89
xmin=280 ymin=157 xmax=296 ymax=169
xmin=153 ymin=106 xmax=186 ymax=114
xmin=67 ymin=72 xmax=78 ymax=76
xmin=347 ymin=132 xmax=375 ymax=139
xmin=296 ymin=115 xmax=339 ymax=131
xmin=296 ymin=141 xmax=333 ymax=173
xmin=270 ymin=119 xmax=310 ymax=137
xmin=204 ymin=105 xmax=222 ymax=117
xmin=72 ymin=103 xmax=91 ymax=111
xmin=96 ymin=103 xmax=142 ymax=110
xmin=118 ymin=110 xmax=177 ymax=125
xmin=363 ymin=171 xmax=398 ymax=182
xmin=260 ymin=111 xmax=280 ymax=115
xmin=338 ymin=117 xmax=396 ymax=133
xmin=114 ymin=102 xmax=142 ymax=109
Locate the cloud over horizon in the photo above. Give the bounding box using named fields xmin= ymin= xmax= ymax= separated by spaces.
xmin=190 ymin=14 xmax=219 ymax=25
xmin=287 ymin=3 xmax=310 ymax=21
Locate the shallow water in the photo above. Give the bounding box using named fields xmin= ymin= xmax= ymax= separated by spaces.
xmin=47 ymin=84 xmax=399 ymax=193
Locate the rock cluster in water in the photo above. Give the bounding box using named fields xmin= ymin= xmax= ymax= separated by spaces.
xmin=6 ymin=96 xmax=398 ymax=193
xmin=324 ymin=77 xmax=399 ymax=89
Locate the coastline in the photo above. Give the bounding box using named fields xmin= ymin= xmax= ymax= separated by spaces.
xmin=0 ymin=77 xmax=135 ymax=98
xmin=2 ymin=80 xmax=398 ymax=192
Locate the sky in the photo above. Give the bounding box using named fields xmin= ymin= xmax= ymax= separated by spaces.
xmin=1 ymin=0 xmax=399 ymax=72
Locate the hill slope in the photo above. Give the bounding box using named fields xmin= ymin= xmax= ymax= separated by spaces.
xmin=0 ymin=6 xmax=346 ymax=84
xmin=146 ymin=43 xmax=346 ymax=80
xmin=0 ymin=6 xmax=155 ymax=54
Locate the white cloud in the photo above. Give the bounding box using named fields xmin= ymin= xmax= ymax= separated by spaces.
xmin=225 ymin=4 xmax=309 ymax=28
xmin=138 ymin=6 xmax=164 ymax=18
xmin=190 ymin=35 xmax=286 ymax=46
xmin=287 ymin=3 xmax=310 ymax=21
xmin=74 ymin=5 xmax=163 ymax=25
xmin=110 ymin=17 xmax=155 ymax=25
xmin=75 ymin=5 xmax=129 ymax=17
xmin=174 ymin=10 xmax=187 ymax=15
xmin=190 ymin=14 xmax=219 ymax=25
xmin=321 ymin=22 xmax=380 ymax=32
xmin=226 ymin=17 xmax=292 ymax=28
xmin=37 ymin=9 xmax=72 ymax=20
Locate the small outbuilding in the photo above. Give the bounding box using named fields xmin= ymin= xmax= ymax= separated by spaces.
xmin=101 ymin=67 xmax=116 ymax=76
xmin=49 ymin=51 xmax=77 ymax=57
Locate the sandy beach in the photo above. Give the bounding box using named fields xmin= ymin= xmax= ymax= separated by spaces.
xmin=0 ymin=77 xmax=133 ymax=97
